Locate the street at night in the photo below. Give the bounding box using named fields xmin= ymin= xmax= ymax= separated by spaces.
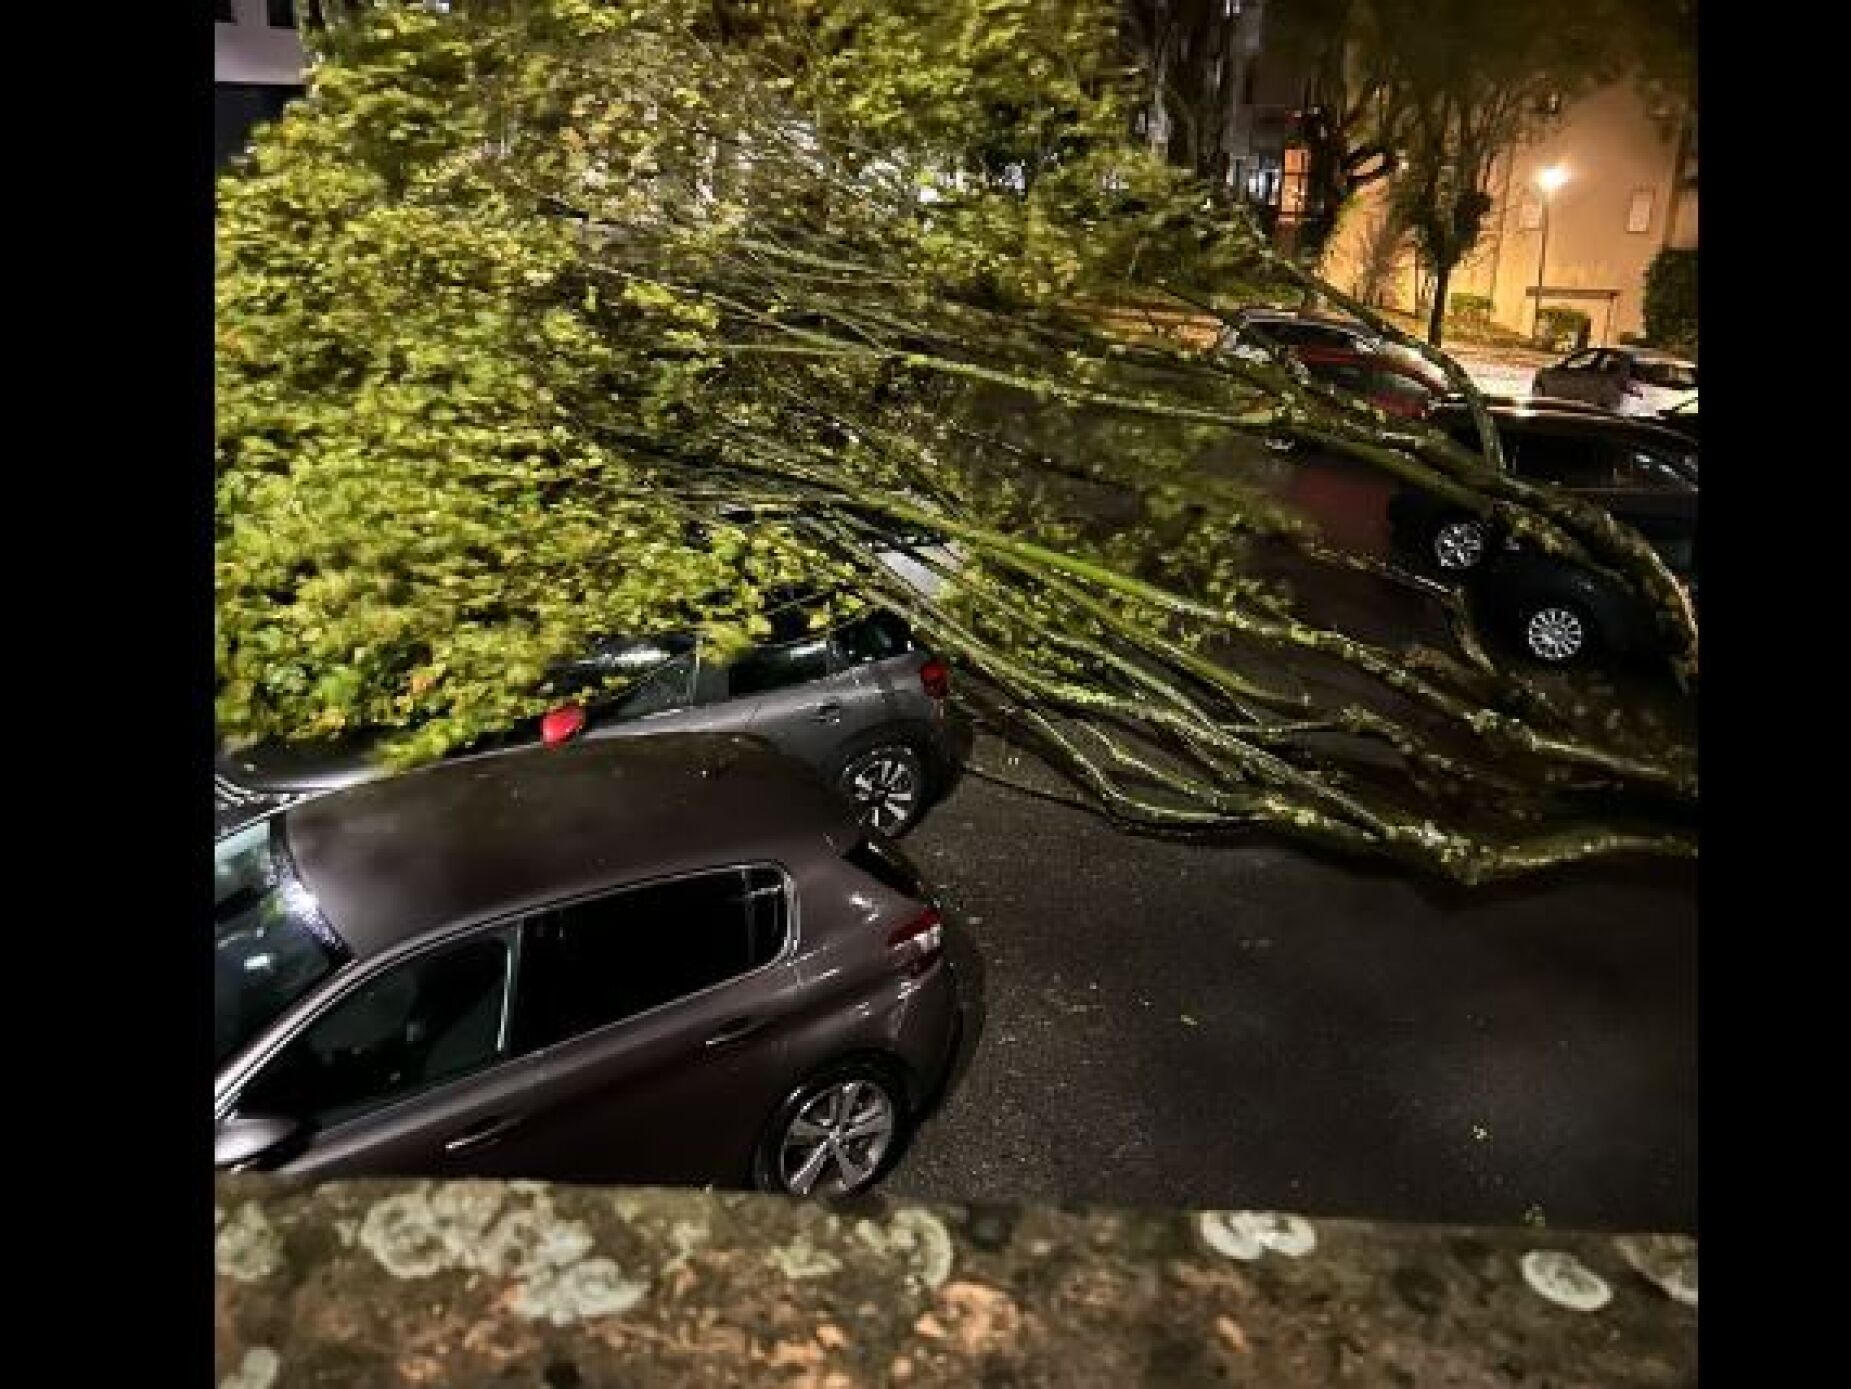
xmin=892 ymin=759 xmax=1697 ymax=1234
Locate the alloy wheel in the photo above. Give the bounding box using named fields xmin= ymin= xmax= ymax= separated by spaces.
xmin=1525 ymin=606 xmax=1586 ymax=662
xmin=844 ymin=748 xmax=922 ymax=834
xmin=1433 ymin=518 xmax=1488 ymax=571
xmin=777 ymin=1079 xmax=897 ymax=1197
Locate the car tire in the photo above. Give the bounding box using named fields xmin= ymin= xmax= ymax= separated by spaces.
xmin=832 ymin=737 xmax=931 ymax=836
xmin=1429 ymin=515 xmax=1490 ymax=572
xmin=752 ymin=1059 xmax=910 ymax=1199
xmin=1516 ymin=599 xmax=1599 ymax=667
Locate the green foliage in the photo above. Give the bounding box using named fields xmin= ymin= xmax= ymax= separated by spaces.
xmin=1447 ymin=292 xmax=1494 ymax=325
xmin=217 ymin=0 xmax=1696 ymax=881
xmin=1642 ymin=247 xmax=1697 ymax=356
xmin=1534 ymin=306 xmax=1592 ymax=351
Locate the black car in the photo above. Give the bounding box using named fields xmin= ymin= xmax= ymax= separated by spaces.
xmin=1465 ymin=491 xmax=1697 ymax=667
xmin=216 ymin=602 xmax=969 ymax=839
xmin=1387 ymin=400 xmax=1697 ymax=574
xmin=1657 ymin=396 xmax=1699 ymax=444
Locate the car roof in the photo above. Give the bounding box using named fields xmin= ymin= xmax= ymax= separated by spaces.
xmin=1234 ymin=308 xmax=1368 ymax=332
xmin=281 ymin=734 xmax=857 ymax=960
xmin=1434 ymin=397 xmax=1698 ymax=449
xmin=1616 ymin=347 xmax=1696 ymax=366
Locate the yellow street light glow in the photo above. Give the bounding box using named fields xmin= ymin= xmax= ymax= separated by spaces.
xmin=1535 ymin=164 xmax=1570 ymax=195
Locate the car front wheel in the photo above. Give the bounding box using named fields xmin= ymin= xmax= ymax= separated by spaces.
xmin=1431 ymin=516 xmax=1489 ymax=571
xmin=837 ymin=742 xmax=929 ymax=836
xmin=754 ymin=1062 xmax=908 ymax=1198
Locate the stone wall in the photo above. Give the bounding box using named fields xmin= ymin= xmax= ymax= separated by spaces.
xmin=217 ymin=1178 xmax=1696 ymax=1387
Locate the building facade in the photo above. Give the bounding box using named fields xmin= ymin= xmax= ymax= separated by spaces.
xmin=215 ymin=0 xmax=311 ymax=166
xmin=1322 ymin=80 xmax=1697 ymax=344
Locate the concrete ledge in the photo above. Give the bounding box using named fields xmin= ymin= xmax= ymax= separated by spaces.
xmin=216 ymin=1178 xmax=1695 ymax=1386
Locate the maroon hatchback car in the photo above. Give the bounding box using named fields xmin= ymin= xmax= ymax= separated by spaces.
xmin=213 ymin=734 xmax=971 ymax=1197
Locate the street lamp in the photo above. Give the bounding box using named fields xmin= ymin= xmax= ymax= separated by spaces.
xmin=1532 ymin=164 xmax=1570 ymax=338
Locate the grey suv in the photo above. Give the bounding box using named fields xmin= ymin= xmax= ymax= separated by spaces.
xmin=214 ymin=735 xmax=969 ymax=1197
xmin=216 ymin=606 xmax=967 ymax=838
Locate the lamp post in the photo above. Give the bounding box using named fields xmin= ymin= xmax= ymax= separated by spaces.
xmin=1531 ymin=164 xmax=1569 ymax=339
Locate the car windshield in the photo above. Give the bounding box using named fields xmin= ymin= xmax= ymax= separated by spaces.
xmin=214 ymin=820 xmax=347 ymax=1068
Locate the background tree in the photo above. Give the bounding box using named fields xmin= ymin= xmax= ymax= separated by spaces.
xmin=220 ymin=0 xmax=1696 ymax=883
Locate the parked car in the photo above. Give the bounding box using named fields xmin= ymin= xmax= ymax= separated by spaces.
xmin=1656 ymin=394 xmax=1698 ymax=444
xmin=1219 ymin=307 xmax=1453 ymax=396
xmin=216 ymin=601 xmax=967 ymax=839
xmin=1387 ymin=399 xmax=1697 ymax=574
xmin=1291 ymin=345 xmax=1446 ymax=420
xmin=213 ymin=735 xmax=969 ymax=1196
xmin=1532 ymin=347 xmax=1697 ymax=417
xmin=1466 ymin=491 xmax=1697 ymax=667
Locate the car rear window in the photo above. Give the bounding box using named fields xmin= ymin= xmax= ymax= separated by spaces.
xmin=844 ymin=835 xmax=929 ymax=901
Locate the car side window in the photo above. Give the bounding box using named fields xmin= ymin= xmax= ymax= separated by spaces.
xmin=511 ymin=867 xmax=789 ymax=1051
xmin=836 ymin=611 xmax=914 ymax=665
xmin=1507 ymin=431 xmax=1617 ymax=487
xmin=238 ymin=935 xmax=513 ymax=1128
xmin=1633 ymin=360 xmax=1698 ymax=391
xmin=724 ymin=636 xmax=832 ymax=697
xmin=1612 ymin=447 xmax=1695 ymax=491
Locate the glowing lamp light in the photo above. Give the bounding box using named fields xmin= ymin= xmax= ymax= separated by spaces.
xmin=1535 ymin=164 xmax=1570 ymax=196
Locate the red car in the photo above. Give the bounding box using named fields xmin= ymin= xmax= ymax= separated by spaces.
xmin=1292 ymin=346 xmax=1447 ymax=420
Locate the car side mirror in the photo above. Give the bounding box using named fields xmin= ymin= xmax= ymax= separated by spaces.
xmin=215 ymin=1112 xmax=304 ymax=1172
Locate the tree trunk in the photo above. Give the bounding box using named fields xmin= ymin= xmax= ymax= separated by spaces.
xmin=1426 ymin=257 xmax=1452 ymax=347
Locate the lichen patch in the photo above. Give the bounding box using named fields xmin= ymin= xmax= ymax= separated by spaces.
xmin=1197 ymin=1211 xmax=1317 ymax=1262
xmin=855 ymin=1208 xmax=954 ymax=1292
xmin=352 ymin=1183 xmax=649 ymax=1324
xmin=1521 ymin=1250 xmax=1613 ymax=1312
xmin=216 ymin=1202 xmax=283 ymax=1283
xmin=218 ymin=1346 xmax=279 ymax=1389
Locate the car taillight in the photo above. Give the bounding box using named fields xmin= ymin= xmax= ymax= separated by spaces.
xmin=919 ymin=658 xmax=951 ymax=699
xmin=540 ymin=705 xmax=587 ymax=746
xmin=887 ymin=906 xmax=944 ymax=972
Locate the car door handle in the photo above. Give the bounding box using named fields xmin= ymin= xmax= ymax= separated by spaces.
xmin=704 ymin=1016 xmax=765 ymax=1049
xmin=813 ymin=702 xmax=844 ymax=723
xmin=443 ymin=1114 xmax=522 ymax=1154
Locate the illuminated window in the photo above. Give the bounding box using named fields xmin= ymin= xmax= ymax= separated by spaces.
xmin=1626 ymin=188 xmax=1655 ymax=234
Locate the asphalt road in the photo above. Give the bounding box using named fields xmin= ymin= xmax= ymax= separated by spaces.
xmin=886 ymin=771 xmax=1697 ymax=1235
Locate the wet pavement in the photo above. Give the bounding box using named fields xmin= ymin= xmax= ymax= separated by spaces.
xmin=889 ymin=772 xmax=1697 ymax=1234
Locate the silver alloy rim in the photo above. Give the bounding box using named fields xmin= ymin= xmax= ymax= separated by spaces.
xmin=778 ymin=1080 xmax=897 ymax=1196
xmin=1433 ymin=519 xmax=1487 ymax=570
xmin=846 ymin=751 xmax=920 ymax=833
xmin=1526 ymin=606 xmax=1585 ymax=661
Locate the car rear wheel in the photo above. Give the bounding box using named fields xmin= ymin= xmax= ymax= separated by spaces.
xmin=754 ymin=1062 xmax=908 ymax=1198
xmin=837 ymin=742 xmax=928 ymax=836
xmin=1520 ymin=600 xmax=1596 ymax=665
xmin=1431 ymin=516 xmax=1489 ymax=571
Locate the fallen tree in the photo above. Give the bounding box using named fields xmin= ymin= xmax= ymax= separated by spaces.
xmin=216 ymin=0 xmax=1696 ymax=882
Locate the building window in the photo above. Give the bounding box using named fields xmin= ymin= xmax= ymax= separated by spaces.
xmin=266 ymin=0 xmax=296 ymax=27
xmin=1626 ymin=188 xmax=1655 ymax=234
xmin=215 ymin=0 xmax=235 ymax=22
